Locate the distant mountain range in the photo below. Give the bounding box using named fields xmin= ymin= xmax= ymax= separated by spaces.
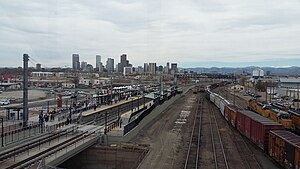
xmin=184 ymin=66 xmax=300 ymax=76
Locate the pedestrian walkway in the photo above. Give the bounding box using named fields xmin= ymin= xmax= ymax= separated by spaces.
xmin=108 ymin=101 xmax=153 ymax=136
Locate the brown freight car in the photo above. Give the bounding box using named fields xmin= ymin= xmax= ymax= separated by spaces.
xmin=237 ymin=110 xmax=284 ymax=151
xmin=224 ymin=104 xmax=240 ymax=127
xmin=269 ymin=130 xmax=300 ymax=169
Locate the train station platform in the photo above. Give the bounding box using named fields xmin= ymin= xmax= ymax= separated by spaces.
xmin=0 ymin=96 xmax=146 ymax=148
xmin=82 ymin=96 xmax=143 ymax=117
xmin=107 ymin=101 xmax=154 ymax=136
xmin=108 ymin=101 xmax=153 ymax=137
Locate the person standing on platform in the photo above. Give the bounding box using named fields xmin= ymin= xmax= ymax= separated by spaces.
xmin=93 ymin=103 xmax=97 ymax=111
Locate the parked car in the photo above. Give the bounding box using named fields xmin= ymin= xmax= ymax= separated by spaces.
xmin=78 ymin=91 xmax=85 ymax=94
xmin=0 ymin=99 xmax=10 ymax=105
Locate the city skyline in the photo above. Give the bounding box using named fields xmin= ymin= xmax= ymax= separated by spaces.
xmin=1 ymin=1 xmax=300 ymax=68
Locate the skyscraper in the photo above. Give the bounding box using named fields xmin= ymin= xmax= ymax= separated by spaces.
xmin=81 ymin=61 xmax=87 ymax=71
xmin=72 ymin=54 xmax=80 ymax=70
xmin=149 ymin=63 xmax=156 ymax=74
xmin=117 ymin=54 xmax=130 ymax=73
xmin=144 ymin=63 xmax=149 ymax=73
xmin=106 ymin=58 xmax=114 ymax=74
xmin=171 ymin=63 xmax=177 ymax=72
xmin=171 ymin=63 xmax=178 ymax=75
xmin=96 ymin=55 xmax=101 ymax=69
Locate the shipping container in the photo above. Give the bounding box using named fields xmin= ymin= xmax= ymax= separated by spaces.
xmin=269 ymin=130 xmax=300 ymax=169
xmin=237 ymin=110 xmax=284 ymax=151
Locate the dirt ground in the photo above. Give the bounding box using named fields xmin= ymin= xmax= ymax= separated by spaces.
xmin=130 ymin=89 xmax=280 ymax=169
xmin=0 ymin=89 xmax=47 ymax=101
xmin=130 ymin=91 xmax=197 ymax=169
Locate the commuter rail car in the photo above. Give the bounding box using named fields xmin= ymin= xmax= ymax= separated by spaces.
xmin=206 ymin=84 xmax=300 ymax=169
xmin=248 ymin=99 xmax=292 ymax=129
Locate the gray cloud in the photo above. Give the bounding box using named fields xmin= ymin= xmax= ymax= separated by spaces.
xmin=0 ymin=0 xmax=300 ymax=67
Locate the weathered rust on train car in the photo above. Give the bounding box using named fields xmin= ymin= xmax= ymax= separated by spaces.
xmin=289 ymin=110 xmax=300 ymax=134
xmin=224 ymin=104 xmax=239 ymax=127
xmin=269 ymin=130 xmax=300 ymax=169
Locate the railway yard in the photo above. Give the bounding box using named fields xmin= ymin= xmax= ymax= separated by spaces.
xmin=1 ymin=82 xmax=300 ymax=169
xmin=131 ymin=89 xmax=280 ymax=169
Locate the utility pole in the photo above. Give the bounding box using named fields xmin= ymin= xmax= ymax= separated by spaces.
xmin=265 ymin=82 xmax=267 ymax=103
xmin=23 ymin=54 xmax=29 ymax=127
xmin=297 ymin=83 xmax=299 ymax=110
xmin=233 ymin=84 xmax=236 ymax=106
xmin=110 ymin=75 xmax=113 ymax=102
xmin=1 ymin=118 xmax=3 ymax=147
xmin=269 ymin=81 xmax=272 ymax=102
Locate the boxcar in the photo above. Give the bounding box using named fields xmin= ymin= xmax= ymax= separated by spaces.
xmin=220 ymin=98 xmax=229 ymax=117
xmin=214 ymin=94 xmax=222 ymax=109
xmin=289 ymin=110 xmax=300 ymax=134
xmin=224 ymin=104 xmax=239 ymax=127
xmin=237 ymin=110 xmax=284 ymax=151
xmin=210 ymin=93 xmax=216 ymax=103
xmin=269 ymin=130 xmax=300 ymax=169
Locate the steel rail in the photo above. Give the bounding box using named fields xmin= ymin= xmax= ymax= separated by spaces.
xmin=184 ymin=95 xmax=201 ymax=169
xmin=208 ymin=100 xmax=229 ymax=169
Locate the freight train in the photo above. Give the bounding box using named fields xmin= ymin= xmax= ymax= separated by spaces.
xmin=247 ymin=99 xmax=293 ymax=129
xmin=193 ymin=85 xmax=205 ymax=94
xmin=271 ymin=102 xmax=300 ymax=134
xmin=206 ymin=84 xmax=300 ymax=169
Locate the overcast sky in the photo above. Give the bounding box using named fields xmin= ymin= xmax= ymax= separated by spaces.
xmin=1 ymin=0 xmax=300 ymax=68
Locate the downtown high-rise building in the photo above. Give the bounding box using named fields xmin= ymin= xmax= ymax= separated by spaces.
xmin=144 ymin=63 xmax=149 ymax=73
xmin=164 ymin=62 xmax=170 ymax=74
xmin=149 ymin=63 xmax=157 ymax=74
xmin=81 ymin=61 xmax=87 ymax=71
xmin=171 ymin=63 xmax=178 ymax=74
xmin=117 ymin=54 xmax=130 ymax=73
xmin=72 ymin=54 xmax=80 ymax=70
xmin=171 ymin=63 xmax=177 ymax=72
xmin=96 ymin=55 xmax=101 ymax=69
xmin=106 ymin=58 xmax=114 ymax=74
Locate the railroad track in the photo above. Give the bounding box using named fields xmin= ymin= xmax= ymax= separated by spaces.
xmin=0 ymin=128 xmax=75 ymax=162
xmin=207 ymin=99 xmax=229 ymax=169
xmin=214 ymin=87 xmax=247 ymax=109
xmin=229 ymin=126 xmax=262 ymax=169
xmin=184 ymin=94 xmax=203 ymax=169
xmin=5 ymin=130 xmax=92 ymax=169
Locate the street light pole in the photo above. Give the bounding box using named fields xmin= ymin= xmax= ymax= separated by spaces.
xmin=110 ymin=75 xmax=113 ymax=102
xmin=233 ymin=86 xmax=236 ymax=106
